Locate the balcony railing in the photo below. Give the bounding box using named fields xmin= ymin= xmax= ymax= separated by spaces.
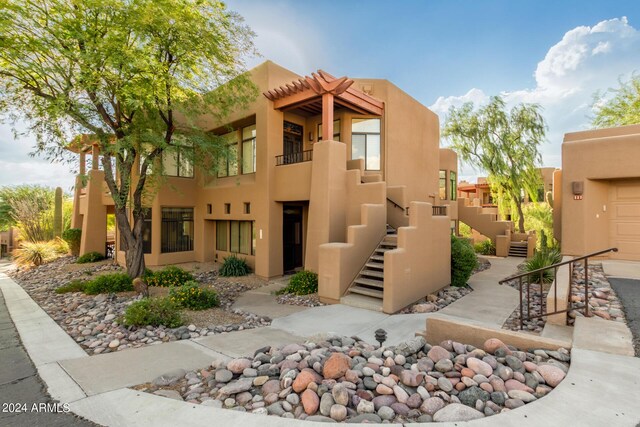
xmin=432 ymin=205 xmax=448 ymax=216
xmin=276 ymin=150 xmax=313 ymax=166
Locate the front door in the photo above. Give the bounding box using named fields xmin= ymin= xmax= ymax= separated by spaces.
xmin=283 ymin=205 xmax=303 ymax=272
xmin=283 ymin=121 xmax=303 ymax=164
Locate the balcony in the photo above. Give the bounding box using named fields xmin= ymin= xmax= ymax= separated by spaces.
xmin=276 ymin=149 xmax=313 ymax=166
xmin=432 ymin=205 xmax=448 ymax=216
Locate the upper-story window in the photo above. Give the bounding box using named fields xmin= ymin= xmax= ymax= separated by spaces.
xmin=242 ymin=125 xmax=256 ymax=174
xmin=450 ymin=171 xmax=457 ymax=201
xmin=317 ymin=120 xmax=340 ymax=141
xmin=351 ymin=118 xmax=380 ymax=170
xmin=218 ymin=123 xmax=256 ymax=177
xmin=439 ymin=170 xmax=447 ymax=200
xmin=163 ymin=141 xmax=194 ymax=178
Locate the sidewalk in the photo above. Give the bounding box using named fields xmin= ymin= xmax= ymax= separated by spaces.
xmin=3 ymin=259 xmax=640 ymax=426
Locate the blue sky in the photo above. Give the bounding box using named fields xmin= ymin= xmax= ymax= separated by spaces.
xmin=2 ymin=0 xmax=640 ymax=189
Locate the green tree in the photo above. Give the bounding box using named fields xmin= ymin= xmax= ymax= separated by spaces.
xmin=593 ymin=73 xmax=640 ymax=128
xmin=0 ymin=185 xmax=55 ymax=241
xmin=0 ymin=0 xmax=257 ymax=278
xmin=443 ymin=96 xmax=545 ymax=233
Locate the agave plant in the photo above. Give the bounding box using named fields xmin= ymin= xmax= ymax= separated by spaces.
xmin=13 ymin=241 xmax=57 ymax=267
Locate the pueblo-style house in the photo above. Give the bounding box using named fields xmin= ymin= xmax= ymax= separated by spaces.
xmin=69 ymin=61 xmax=458 ymax=313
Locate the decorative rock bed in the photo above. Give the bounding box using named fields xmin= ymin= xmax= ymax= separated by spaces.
xmin=277 ymin=293 xmax=326 ymax=308
xmin=7 ymin=257 xmax=271 ymax=355
xmin=502 ymin=262 xmax=626 ymax=333
xmin=138 ymin=335 xmax=570 ymax=423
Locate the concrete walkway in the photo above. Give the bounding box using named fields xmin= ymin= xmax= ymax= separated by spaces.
xmin=3 ymin=258 xmax=640 ymax=426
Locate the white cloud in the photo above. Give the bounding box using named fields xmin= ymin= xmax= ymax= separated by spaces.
xmin=431 ymin=17 xmax=640 ymax=179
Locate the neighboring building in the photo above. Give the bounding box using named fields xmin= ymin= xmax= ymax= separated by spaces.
xmin=554 ymin=124 xmax=640 ymax=261
xmin=0 ymin=228 xmax=18 ymax=258
xmin=69 ymin=61 xmax=458 ymax=313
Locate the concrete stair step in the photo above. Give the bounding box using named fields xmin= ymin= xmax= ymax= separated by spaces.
xmin=361 ymin=269 xmax=384 ymax=279
xmin=371 ymin=255 xmax=385 ymax=262
xmin=353 ymin=277 xmax=384 ymax=288
xmin=340 ymin=293 xmax=383 ymax=311
xmin=375 ymin=248 xmax=392 ymax=254
xmin=349 ymin=286 xmax=384 ymax=299
xmin=365 ymin=262 xmax=384 ymax=270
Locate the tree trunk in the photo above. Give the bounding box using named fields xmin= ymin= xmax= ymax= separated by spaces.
xmin=516 ymin=200 xmax=526 ymax=234
xmin=114 ymin=207 xmax=146 ymax=278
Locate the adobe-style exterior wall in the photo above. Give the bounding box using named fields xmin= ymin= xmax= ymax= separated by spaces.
xmin=0 ymin=228 xmax=18 ymax=257
xmin=557 ymin=124 xmax=640 ymax=260
xmin=70 ymin=60 xmax=458 ymax=300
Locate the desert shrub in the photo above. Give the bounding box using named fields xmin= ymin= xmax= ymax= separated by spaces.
xmin=62 ymin=228 xmax=82 ymax=256
xmin=451 ymin=235 xmax=478 ymax=287
xmin=474 ymin=239 xmax=496 ymax=256
xmin=123 ymin=297 xmax=183 ymax=328
xmin=55 ymin=280 xmax=88 ymax=294
xmin=276 ymin=270 xmax=318 ymax=295
xmin=146 ymin=266 xmax=194 ymax=287
xmin=13 ymin=241 xmax=57 ymax=266
xmin=76 ymin=251 xmax=105 ymax=264
xmin=84 ymin=273 xmax=133 ymax=294
xmin=219 ymin=254 xmax=251 ymax=277
xmin=458 ymin=222 xmax=473 ymax=239
xmin=169 ymin=281 xmax=219 ymax=310
xmin=51 ymin=237 xmax=70 ymax=255
xmin=523 ymin=248 xmax=563 ymax=284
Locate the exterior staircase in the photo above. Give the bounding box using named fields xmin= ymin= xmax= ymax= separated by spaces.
xmin=340 ymin=225 xmax=396 ymax=311
xmin=508 ymin=241 xmax=528 ymax=257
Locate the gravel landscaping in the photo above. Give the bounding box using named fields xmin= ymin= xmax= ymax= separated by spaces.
xmin=502 ymin=262 xmax=626 ymax=333
xmin=7 ymin=257 xmax=272 ymax=355
xmin=138 ymin=335 xmax=570 ymax=423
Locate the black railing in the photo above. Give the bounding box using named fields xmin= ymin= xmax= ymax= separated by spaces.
xmin=432 ymin=205 xmax=447 ymax=216
xmin=498 ymin=247 xmax=618 ymax=329
xmin=276 ymin=150 xmax=313 ymax=166
xmin=386 ymin=198 xmax=409 ymax=215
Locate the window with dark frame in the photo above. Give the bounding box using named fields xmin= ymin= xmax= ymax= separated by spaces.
xmin=224 ymin=203 xmax=231 ymax=214
xmin=217 ymin=131 xmax=238 ymax=178
xmin=351 ymin=118 xmax=381 ymax=170
xmin=216 ymin=220 xmax=255 ymax=255
xmin=317 ymin=120 xmax=341 ymax=141
xmin=216 ymin=220 xmax=228 ymax=251
xmin=242 ymin=124 xmax=256 ymax=174
xmin=161 ymin=207 xmax=194 ymax=253
xmin=162 ymin=142 xmax=194 ymax=178
xmin=450 ymin=171 xmax=457 ymax=201
xmin=207 ymin=204 xmax=212 ymax=214
xmin=439 ymin=170 xmax=447 ymax=200
xmin=142 ymin=208 xmax=152 ymax=254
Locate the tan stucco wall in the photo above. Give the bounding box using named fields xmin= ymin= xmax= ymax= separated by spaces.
xmin=383 ymin=202 xmax=451 ymax=313
xmin=560 ymin=124 xmax=640 ymax=259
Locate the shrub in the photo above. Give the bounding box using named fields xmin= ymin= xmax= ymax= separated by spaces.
xmin=77 ymin=251 xmax=105 ymax=264
xmin=474 ymin=239 xmax=496 ymax=256
xmin=523 ymin=248 xmax=563 ymax=284
xmin=146 ymin=266 xmax=194 ymax=287
xmin=451 ymin=235 xmax=478 ymax=287
xmin=56 ymin=280 xmax=88 ymax=294
xmin=169 ymin=281 xmax=219 ymax=310
xmin=123 ymin=297 xmax=183 ymax=328
xmin=51 ymin=237 xmax=70 ymax=255
xmin=84 ymin=273 xmax=133 ymax=294
xmin=62 ymin=228 xmax=82 ymax=256
xmin=219 ymin=254 xmax=251 ymax=277
xmin=13 ymin=241 xmax=57 ymax=267
xmin=276 ymin=270 xmax=318 ymax=295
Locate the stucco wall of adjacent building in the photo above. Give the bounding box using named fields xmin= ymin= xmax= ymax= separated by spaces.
xmin=559 ymin=124 xmax=640 ymax=260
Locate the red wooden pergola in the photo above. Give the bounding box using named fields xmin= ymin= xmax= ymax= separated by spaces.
xmin=263 ymin=70 xmax=384 ymax=142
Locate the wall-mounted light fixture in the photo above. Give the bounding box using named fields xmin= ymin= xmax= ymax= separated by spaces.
xmin=571 ymin=181 xmax=583 ymax=195
xmin=309 ymin=132 xmax=314 ymax=142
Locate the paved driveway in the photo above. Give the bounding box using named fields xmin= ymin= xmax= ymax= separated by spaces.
xmin=608 ymin=277 xmax=640 ymax=357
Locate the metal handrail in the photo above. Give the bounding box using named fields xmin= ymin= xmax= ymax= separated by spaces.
xmin=386 ymin=197 xmax=406 ymax=212
xmin=499 ymin=247 xmax=618 ymax=283
xmin=432 ymin=205 xmax=448 ymax=216
xmin=275 ymin=149 xmax=313 ymax=166
xmin=498 ymin=247 xmax=618 ymax=330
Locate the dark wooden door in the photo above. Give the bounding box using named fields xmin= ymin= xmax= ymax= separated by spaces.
xmin=283 ymin=205 xmax=303 ymax=272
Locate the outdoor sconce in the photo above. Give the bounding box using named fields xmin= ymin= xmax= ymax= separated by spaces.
xmin=572 ymin=181 xmax=583 ymax=195
xmin=375 ymin=328 xmax=387 ymax=347
xmin=309 ymin=132 xmax=314 ymax=142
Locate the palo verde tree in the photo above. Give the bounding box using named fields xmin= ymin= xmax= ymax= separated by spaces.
xmin=443 ymin=96 xmax=546 ymax=233
xmin=592 ymin=73 xmax=640 ymax=127
xmin=0 ymin=0 xmax=257 ymax=277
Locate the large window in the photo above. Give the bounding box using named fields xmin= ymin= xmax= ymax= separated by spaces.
xmin=161 ymin=208 xmax=194 ymax=253
xmin=217 ymin=131 xmax=238 ymax=178
xmin=163 ymin=142 xmax=194 ymax=178
xmin=216 ymin=220 xmax=255 ymax=255
xmin=142 ymin=208 xmax=152 ymax=254
xmin=242 ymin=124 xmax=256 ymax=174
xmin=439 ymin=170 xmax=447 ymax=200
xmin=449 ymin=171 xmax=457 ymax=201
xmin=351 ymin=118 xmax=380 ymax=170
xmin=317 ymin=120 xmax=340 ymax=141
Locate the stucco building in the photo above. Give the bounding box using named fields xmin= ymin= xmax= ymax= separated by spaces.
xmin=0 ymin=228 xmax=18 ymax=258
xmin=69 ymin=61 xmax=458 ymax=313
xmin=554 ymin=124 xmax=640 ymax=261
